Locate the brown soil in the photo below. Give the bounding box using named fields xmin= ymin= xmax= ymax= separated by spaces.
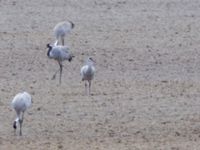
xmin=0 ymin=0 xmax=200 ymax=149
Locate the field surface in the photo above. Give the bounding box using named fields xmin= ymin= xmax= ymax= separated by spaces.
xmin=0 ymin=0 xmax=200 ymax=149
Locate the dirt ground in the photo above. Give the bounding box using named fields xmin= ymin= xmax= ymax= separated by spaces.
xmin=1 ymin=0 xmax=200 ymax=149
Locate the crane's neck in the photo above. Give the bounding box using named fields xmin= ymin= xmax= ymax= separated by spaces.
xmin=47 ymin=44 xmax=52 ymax=57
xmin=87 ymin=64 xmax=93 ymax=73
xmin=86 ymin=61 xmax=94 ymax=66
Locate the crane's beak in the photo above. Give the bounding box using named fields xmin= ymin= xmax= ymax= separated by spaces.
xmin=70 ymin=21 xmax=75 ymax=29
xmin=90 ymin=58 xmax=96 ymax=63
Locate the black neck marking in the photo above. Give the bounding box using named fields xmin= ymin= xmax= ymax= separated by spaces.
xmin=47 ymin=44 xmax=52 ymax=57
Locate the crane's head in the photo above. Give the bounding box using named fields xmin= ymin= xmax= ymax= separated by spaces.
xmin=69 ymin=21 xmax=75 ymax=29
xmin=86 ymin=57 xmax=95 ymax=66
xmin=47 ymin=43 xmax=52 ymax=49
xmin=88 ymin=57 xmax=95 ymax=62
xmin=13 ymin=118 xmax=19 ymax=130
xmin=13 ymin=121 xmax=17 ymax=129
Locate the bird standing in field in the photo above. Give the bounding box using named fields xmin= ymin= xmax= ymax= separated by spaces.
xmin=11 ymin=92 xmax=32 ymax=136
xmin=53 ymin=21 xmax=75 ymax=45
xmin=47 ymin=43 xmax=74 ymax=84
xmin=81 ymin=57 xmax=95 ymax=95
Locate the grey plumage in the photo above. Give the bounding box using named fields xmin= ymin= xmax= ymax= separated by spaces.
xmin=12 ymin=92 xmax=32 ymax=136
xmin=47 ymin=43 xmax=74 ymax=84
xmin=53 ymin=21 xmax=75 ymax=45
xmin=81 ymin=57 xmax=95 ymax=95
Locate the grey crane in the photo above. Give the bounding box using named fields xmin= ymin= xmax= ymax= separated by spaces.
xmin=81 ymin=57 xmax=95 ymax=95
xmin=12 ymin=92 xmax=32 ymax=136
xmin=47 ymin=43 xmax=74 ymax=84
xmin=53 ymin=21 xmax=75 ymax=45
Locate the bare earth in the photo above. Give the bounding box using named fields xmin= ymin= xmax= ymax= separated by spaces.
xmin=1 ymin=0 xmax=200 ymax=149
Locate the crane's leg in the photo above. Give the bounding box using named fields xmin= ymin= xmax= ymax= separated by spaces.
xmin=84 ymin=81 xmax=87 ymax=95
xmin=55 ymin=36 xmax=58 ymax=45
xmin=59 ymin=62 xmax=63 ymax=84
xmin=52 ymin=61 xmax=62 ymax=82
xmin=88 ymin=80 xmax=92 ymax=95
xmin=19 ymin=112 xmax=24 ymax=136
xmin=52 ymin=68 xmax=60 ymax=80
xmin=61 ymin=37 xmax=65 ymax=45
